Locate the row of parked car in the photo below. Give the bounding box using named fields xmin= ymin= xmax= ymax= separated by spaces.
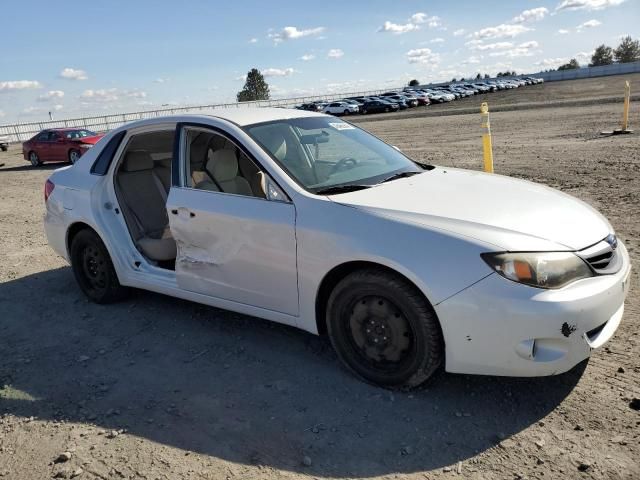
xmin=296 ymin=76 xmax=544 ymax=116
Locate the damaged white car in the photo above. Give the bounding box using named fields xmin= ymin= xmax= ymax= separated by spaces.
xmin=43 ymin=108 xmax=631 ymax=388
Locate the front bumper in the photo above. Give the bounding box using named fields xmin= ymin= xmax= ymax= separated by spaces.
xmin=435 ymin=241 xmax=631 ymax=377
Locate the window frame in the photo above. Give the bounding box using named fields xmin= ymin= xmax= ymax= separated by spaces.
xmin=173 ymin=122 xmax=291 ymax=203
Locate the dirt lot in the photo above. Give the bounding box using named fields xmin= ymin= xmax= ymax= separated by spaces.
xmin=1 ymin=75 xmax=639 ymax=480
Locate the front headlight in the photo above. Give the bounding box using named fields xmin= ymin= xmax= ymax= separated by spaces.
xmin=79 ymin=143 xmax=93 ymax=149
xmin=481 ymin=252 xmax=593 ymax=289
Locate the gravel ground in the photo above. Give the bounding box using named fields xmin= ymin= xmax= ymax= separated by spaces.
xmin=1 ymin=75 xmax=639 ymax=480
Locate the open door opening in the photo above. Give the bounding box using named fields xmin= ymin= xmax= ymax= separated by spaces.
xmin=113 ymin=129 xmax=177 ymax=270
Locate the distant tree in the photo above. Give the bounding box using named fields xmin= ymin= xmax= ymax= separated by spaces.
xmin=451 ymin=77 xmax=457 ymax=82
xmin=558 ymin=59 xmax=580 ymax=71
xmin=460 ymin=77 xmax=466 ymax=81
xmin=408 ymin=79 xmax=420 ymax=86
xmin=236 ymin=68 xmax=270 ymax=102
xmin=484 ymin=73 xmax=490 ymax=79
xmin=614 ymin=36 xmax=640 ymax=63
xmin=590 ymin=44 xmax=614 ymax=66
xmin=475 ymin=73 xmax=482 ymax=80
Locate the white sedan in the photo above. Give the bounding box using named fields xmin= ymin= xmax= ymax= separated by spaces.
xmin=43 ymin=108 xmax=630 ymax=388
xmin=323 ymin=101 xmax=359 ymax=115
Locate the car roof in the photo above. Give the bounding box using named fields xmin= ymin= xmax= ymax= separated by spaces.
xmin=113 ymin=108 xmax=327 ymax=131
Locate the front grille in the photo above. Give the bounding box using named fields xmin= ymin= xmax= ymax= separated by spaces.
xmin=578 ymin=235 xmax=621 ymax=275
xmin=586 ymin=250 xmax=614 ymax=270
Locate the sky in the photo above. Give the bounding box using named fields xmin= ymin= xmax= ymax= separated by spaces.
xmin=0 ymin=0 xmax=638 ymax=124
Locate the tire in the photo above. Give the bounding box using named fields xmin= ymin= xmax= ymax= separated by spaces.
xmin=1 ymin=146 xmax=7 ymax=152
xmin=326 ymin=268 xmax=443 ymax=389
xmin=343 ymin=110 xmax=349 ymax=115
xmin=362 ymin=109 xmax=368 ymax=114
xmin=68 ymin=149 xmax=81 ymax=164
xmin=384 ymin=107 xmax=390 ymax=113
xmin=70 ymin=229 xmax=130 ymax=304
xmin=29 ymin=151 xmax=41 ymax=167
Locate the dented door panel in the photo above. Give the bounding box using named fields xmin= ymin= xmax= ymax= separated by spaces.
xmin=167 ymin=187 xmax=299 ymax=316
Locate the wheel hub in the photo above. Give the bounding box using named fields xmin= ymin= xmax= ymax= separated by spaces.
xmin=348 ymin=296 xmax=411 ymax=365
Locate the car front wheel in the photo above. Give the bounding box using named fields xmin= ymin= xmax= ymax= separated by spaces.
xmin=70 ymin=229 xmax=130 ymax=304
xmin=327 ymin=269 xmax=443 ymax=389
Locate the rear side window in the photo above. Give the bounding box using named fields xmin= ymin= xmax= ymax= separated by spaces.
xmin=91 ymin=131 xmax=126 ymax=175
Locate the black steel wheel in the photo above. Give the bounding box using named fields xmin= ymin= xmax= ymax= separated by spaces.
xmin=70 ymin=229 xmax=129 ymax=303
xmin=327 ymin=268 xmax=443 ymax=389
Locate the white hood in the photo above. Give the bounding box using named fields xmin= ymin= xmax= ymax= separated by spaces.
xmin=331 ymin=167 xmax=611 ymax=251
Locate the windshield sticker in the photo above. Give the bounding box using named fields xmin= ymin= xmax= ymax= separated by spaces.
xmin=329 ymin=122 xmax=355 ymax=130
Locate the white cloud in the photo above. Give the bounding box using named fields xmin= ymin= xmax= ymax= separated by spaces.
xmin=464 ymin=56 xmax=482 ymax=64
xmin=430 ymin=37 xmax=445 ymax=43
xmin=511 ymin=7 xmax=549 ymax=23
xmin=406 ymin=48 xmax=441 ymax=65
xmin=556 ymin=0 xmax=624 ymax=12
xmin=262 ymin=67 xmax=295 ymax=77
xmin=471 ymin=24 xmax=532 ymax=39
xmin=125 ymin=90 xmax=147 ymax=99
xmin=153 ymin=78 xmax=169 ymax=84
xmin=575 ymin=50 xmax=594 ymax=62
xmin=453 ymin=29 xmax=466 ymax=36
xmin=80 ymin=88 xmax=146 ymax=103
xmin=0 ymin=80 xmax=42 ymax=92
xmin=80 ymin=88 xmax=119 ymax=102
xmin=467 ymin=40 xmax=514 ymax=51
xmin=558 ymin=29 xmax=570 ymax=34
xmin=37 ymin=90 xmax=65 ymax=102
xmin=249 ymin=38 xmax=258 ymax=44
xmin=234 ymin=74 xmax=247 ymax=82
xmin=59 ymin=68 xmax=88 ymax=80
xmin=488 ymin=41 xmax=540 ymax=58
xmin=379 ymin=12 xmax=441 ymax=35
xmin=327 ymin=49 xmax=344 ymax=59
xmin=300 ymin=54 xmax=315 ymax=61
xmin=577 ymin=19 xmax=602 ymax=31
xmin=269 ymin=26 xmax=325 ymax=44
xmin=536 ymin=57 xmax=569 ymax=67
xmin=379 ymin=21 xmax=419 ymax=34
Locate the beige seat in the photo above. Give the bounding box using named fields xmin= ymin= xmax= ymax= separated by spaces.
xmin=205 ymin=149 xmax=253 ymax=196
xmin=116 ymin=151 xmax=177 ymax=261
xmin=154 ymin=158 xmax=172 ymax=193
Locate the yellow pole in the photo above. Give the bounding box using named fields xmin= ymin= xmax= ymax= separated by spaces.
xmin=480 ymin=102 xmax=494 ymax=173
xmin=621 ymin=81 xmax=630 ymax=132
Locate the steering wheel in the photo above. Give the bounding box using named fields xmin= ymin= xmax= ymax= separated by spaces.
xmin=330 ymin=157 xmax=358 ymax=175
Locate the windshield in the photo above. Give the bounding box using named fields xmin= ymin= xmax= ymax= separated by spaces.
xmin=244 ymin=116 xmax=424 ymax=193
xmin=66 ymin=129 xmax=97 ymax=139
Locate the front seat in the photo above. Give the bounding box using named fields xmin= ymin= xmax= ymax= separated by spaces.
xmin=205 ymin=149 xmax=253 ymax=196
xmin=117 ymin=150 xmax=177 ymax=261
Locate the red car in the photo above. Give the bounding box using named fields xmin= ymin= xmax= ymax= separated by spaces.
xmin=22 ymin=128 xmax=104 ymax=167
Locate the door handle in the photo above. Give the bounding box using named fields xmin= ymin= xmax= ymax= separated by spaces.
xmin=171 ymin=209 xmax=178 ymax=215
xmin=189 ymin=212 xmax=196 ymax=218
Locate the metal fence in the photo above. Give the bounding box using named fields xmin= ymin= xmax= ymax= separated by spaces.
xmin=531 ymin=61 xmax=640 ymax=82
xmin=0 ymin=87 xmax=400 ymax=143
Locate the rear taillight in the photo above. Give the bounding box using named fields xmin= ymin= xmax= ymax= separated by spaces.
xmin=44 ymin=179 xmax=55 ymax=202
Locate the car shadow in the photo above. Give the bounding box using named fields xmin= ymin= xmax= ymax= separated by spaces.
xmin=0 ymin=163 xmax=65 ymax=173
xmin=0 ymin=267 xmax=585 ymax=477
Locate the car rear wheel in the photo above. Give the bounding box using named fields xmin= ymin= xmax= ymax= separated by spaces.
xmin=29 ymin=151 xmax=41 ymax=167
xmin=362 ymin=108 xmax=368 ymax=114
xmin=384 ymin=107 xmax=390 ymax=113
xmin=327 ymin=269 xmax=443 ymax=389
xmin=70 ymin=229 xmax=130 ymax=304
xmin=68 ymin=149 xmax=80 ymax=164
